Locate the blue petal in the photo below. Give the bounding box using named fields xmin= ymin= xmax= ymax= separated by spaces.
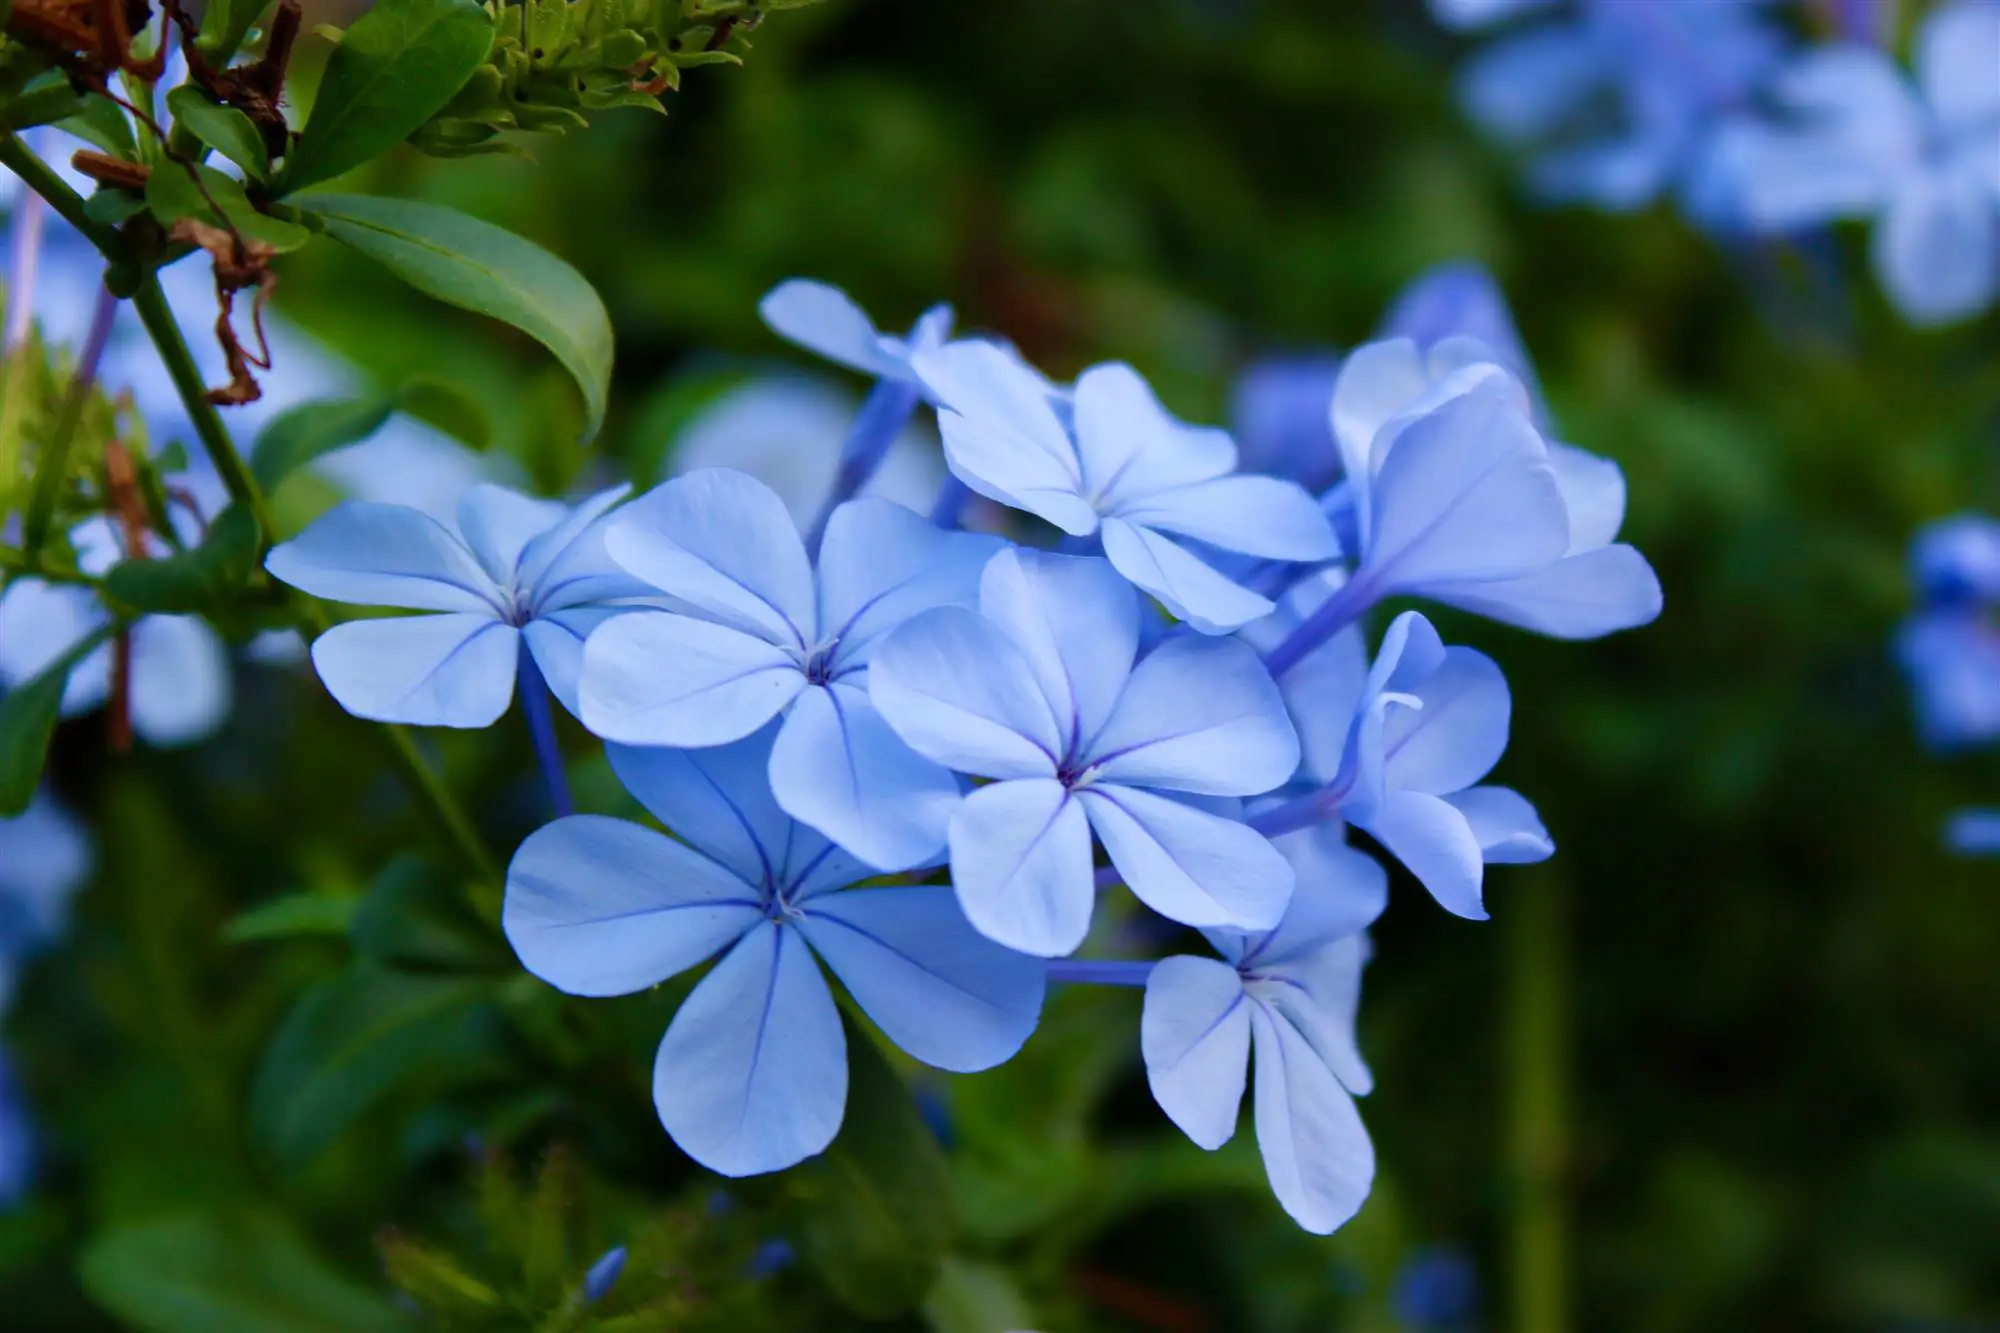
xmin=868 ymin=608 xmax=1063 ymax=778
xmin=1087 ymin=635 xmax=1299 ymax=796
xmin=1255 ymin=925 xmax=1375 ymax=1097
xmin=504 ymin=814 xmax=762 ymax=996
xmin=915 ymin=342 xmax=1099 ymax=535
xmin=759 ymin=279 xmax=904 ymax=381
xmin=770 ymin=683 xmax=959 ymax=871
xmin=1119 ymin=475 xmax=1338 ymax=563
xmin=814 ymin=498 xmax=1004 ymax=663
xmin=1082 ymin=784 xmax=1292 ymax=932
xmin=1459 ymin=26 xmax=1601 ymax=144
xmin=1141 ymin=955 xmax=1250 ymax=1151
xmin=1445 ymin=785 xmax=1554 ymax=864
xmin=1378 ymin=263 xmax=1544 ymax=419
xmin=1428 ymin=0 xmax=1558 ymax=31
xmin=652 ymin=923 xmax=847 ymax=1176
xmin=1945 ymin=808 xmax=2000 ymax=857
xmin=948 ymin=778 xmax=1094 ymax=957
xmin=1545 ymin=442 xmax=1626 ymax=552
xmin=578 ymin=611 xmax=804 ymax=746
xmin=1230 ymin=355 xmax=1345 ymax=490
xmin=0 ymin=579 xmax=109 ymax=717
xmin=1379 ymin=645 xmax=1509 ymax=796
xmin=128 ymin=614 xmax=232 ymax=746
xmin=1874 ymin=167 xmax=2000 ymax=325
xmin=518 ymin=483 xmax=639 ymax=607
xmin=1360 ymin=789 xmax=1488 ymax=919
xmin=605 ymin=726 xmax=804 ymax=885
xmin=0 ymin=791 xmax=91 ymax=941
xmin=980 ymin=549 xmax=1139 ymax=745
xmin=1426 ymin=544 xmax=1663 ymax=639
xmin=522 ymin=606 xmax=627 ymax=717
xmin=310 ymin=614 xmax=518 ymax=727
xmin=1918 ymin=1 xmax=2000 ymax=131
xmin=1242 ymin=573 xmax=1370 ymax=783
xmin=1100 ymin=518 xmax=1274 ymax=634
xmin=800 ymin=884 xmax=1045 ymax=1071
xmin=265 ymin=502 xmax=502 ymax=613
xmin=457 ymin=484 xmax=567 ymax=587
xmin=1248 ymin=1003 xmax=1375 ymax=1235
xmin=1071 ymin=362 xmax=1236 ymax=506
xmin=603 ymin=470 xmax=814 ymax=646
xmin=1260 ymin=827 xmax=1389 ymax=954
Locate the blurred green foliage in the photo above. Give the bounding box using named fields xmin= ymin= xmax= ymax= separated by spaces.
xmin=7 ymin=1 xmax=2000 ymax=1330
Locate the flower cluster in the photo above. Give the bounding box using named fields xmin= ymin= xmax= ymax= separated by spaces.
xmin=1434 ymin=0 xmax=2000 ymax=325
xmin=1899 ymin=511 xmax=2000 ymax=854
xmin=265 ymin=269 xmax=1662 ymax=1232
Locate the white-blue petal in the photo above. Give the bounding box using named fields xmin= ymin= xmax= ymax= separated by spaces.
xmin=1874 ymin=167 xmax=2000 ymax=325
xmin=1141 ymin=955 xmax=1250 ymax=1151
xmin=606 ymin=727 xmax=798 ymax=886
xmin=523 ymin=606 xmax=627 ymax=718
xmin=579 ymin=611 xmax=804 ymax=746
xmin=1100 ymin=518 xmax=1274 ymax=634
xmin=1087 ymin=635 xmax=1299 ymax=796
xmin=1256 ymin=932 xmax=1374 ymax=1097
xmin=814 ymin=498 xmax=1004 ymax=663
xmin=1248 ymin=1003 xmax=1375 ymax=1235
xmin=1359 ymin=788 xmax=1488 ymax=920
xmin=457 ymin=483 xmax=567 ymax=587
xmin=265 ymin=502 xmax=502 ymax=613
xmin=916 ymin=342 xmax=1097 ymax=535
xmin=518 ymin=483 xmax=638 ymax=608
xmin=1919 ymin=1 xmax=2000 ymax=132
xmin=1071 ymin=362 xmax=1235 ymax=505
xmin=868 ymin=608 xmax=1063 ymax=779
xmin=770 ymin=683 xmax=959 ymax=871
xmin=1379 ymin=645 xmax=1509 ymax=797
xmin=1261 ymin=827 xmax=1389 ymax=955
xmin=128 ymin=614 xmax=232 ymax=747
xmin=1082 ymin=784 xmax=1292 ymax=933
xmin=979 ymin=549 xmax=1139 ymax=747
xmin=652 ymin=922 xmax=847 ymax=1177
xmin=759 ymin=279 xmax=904 ymax=381
xmin=948 ymin=778 xmax=1093 ymax=957
xmin=1117 ymin=474 xmax=1339 ymax=563
xmin=800 ymin=884 xmax=1045 ymax=1071
xmin=1426 ymin=544 xmax=1663 ymax=640
xmin=1445 ymin=785 xmax=1554 ymax=864
xmin=310 ymin=614 xmax=518 ymax=728
xmin=504 ymin=815 xmax=763 ymax=997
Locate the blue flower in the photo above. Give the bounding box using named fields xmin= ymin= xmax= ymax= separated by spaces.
xmin=1377 ymin=260 xmax=1547 ymax=425
xmin=0 ymin=789 xmax=92 ymax=1006
xmin=577 ymin=469 xmax=1004 ymax=870
xmin=1230 ymin=354 xmax=1345 ymax=492
xmin=1912 ymin=513 xmax=2000 ymax=605
xmin=581 ymin=1246 xmax=627 ymax=1304
xmin=502 ymin=725 xmax=1044 ymax=1177
xmin=913 ymin=343 xmax=1339 ymax=632
xmin=1945 ymin=808 xmax=2000 ymax=856
xmin=1324 ymin=611 xmax=1552 ymax=919
xmin=1140 ymin=842 xmax=1384 ymax=1234
xmin=0 ymin=1052 xmax=33 ymax=1208
xmin=758 ymin=280 xmax=953 ymax=393
xmin=1391 ymin=1247 xmax=1482 ymax=1330
xmin=1898 ymin=606 xmax=2000 ymax=751
xmin=1708 ymin=2 xmax=2000 ymax=322
xmin=266 ymin=483 xmax=647 ymax=728
xmin=1313 ymin=340 xmax=1660 ymax=645
xmin=869 ymin=549 xmax=1300 ymax=956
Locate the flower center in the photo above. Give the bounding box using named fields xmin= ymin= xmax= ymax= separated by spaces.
xmin=802 ymin=641 xmax=839 ymax=686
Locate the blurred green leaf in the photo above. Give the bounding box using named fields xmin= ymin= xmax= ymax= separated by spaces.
xmin=0 ymin=625 xmax=104 ymax=815
xmin=58 ymin=95 xmax=135 ymax=157
xmin=196 ymin=0 xmax=273 ymax=65
xmin=102 ymin=504 xmax=261 ymax=615
xmin=251 ymin=396 xmax=397 ymax=493
xmin=348 ymin=855 xmax=505 ymax=972
xmin=922 ymin=1258 xmax=1037 ymax=1333
xmin=223 ymin=891 xmax=361 ymax=944
xmin=165 ymin=87 xmax=272 ymax=182
xmin=307 ymin=194 xmax=614 ymax=440
xmin=144 ymin=163 xmax=311 ymax=252
xmin=281 ymin=0 xmax=495 ymax=195
xmin=79 ymin=1209 xmax=417 ymax=1333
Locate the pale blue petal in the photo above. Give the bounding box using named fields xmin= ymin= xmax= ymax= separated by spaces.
xmin=579 ymin=611 xmax=804 ymax=746
xmin=1118 ymin=475 xmax=1339 ymax=563
xmin=1072 ymin=362 xmax=1235 ymax=506
xmin=1262 ymin=827 xmax=1389 ymax=953
xmin=1101 ymin=518 xmax=1274 ymax=634
xmin=868 ymin=608 xmax=1062 ymax=779
xmin=800 ymin=884 xmax=1045 ymax=1071
xmin=457 ymin=484 xmax=567 ymax=587
xmin=1083 ymin=784 xmax=1292 ymax=932
xmin=1945 ymin=807 xmax=2000 ymax=856
xmin=120 ymin=614 xmax=229 ymax=747
xmin=0 ymin=791 xmax=91 ymax=937
xmin=1362 ymin=380 xmax=1568 ymax=592
xmin=0 ymin=579 xmax=108 ymax=715
xmin=814 ymin=498 xmax=1004 ymax=663
xmin=1445 ymin=785 xmax=1554 ymax=864
xmin=1361 ymin=789 xmax=1488 ymax=920
xmin=1330 ymin=339 xmax=1430 ymax=548
xmin=1874 ymin=168 xmax=2000 ymax=325
xmin=1377 ymin=263 xmax=1543 ymax=418
xmin=1546 ymin=443 xmax=1626 ymax=552
xmin=606 ymin=727 xmax=796 ymax=885
xmin=770 ymin=683 xmax=958 ymax=871
xmin=1141 ymin=955 xmax=1250 ymax=1151
xmin=652 ymin=923 xmax=847 ymax=1176
xmin=518 ymin=483 xmax=636 ymax=606
xmin=310 ymin=614 xmax=519 ymax=727
xmin=1254 ymin=932 xmax=1374 ymax=1096
xmin=1249 ymin=1004 xmax=1375 ymax=1235
xmin=603 ymin=470 xmax=813 ymax=645
xmin=265 ymin=502 xmax=502 ymax=613
xmin=504 ymin=815 xmax=762 ymax=996
xmin=759 ymin=279 xmax=904 ymax=381
xmin=1459 ymin=26 xmax=1600 ymax=143
xmin=1428 ymin=0 xmax=1557 ymax=31
xmin=1087 ymin=635 xmax=1299 ymax=796
xmin=1362 ymin=610 xmax=1449 ymax=706
xmin=1380 ymin=645 xmax=1509 ymax=796
xmin=916 ymin=342 xmax=1097 ymax=534
xmin=1919 ymin=1 xmax=2000 ymax=131
xmin=1426 ymin=544 xmax=1663 ymax=639
xmin=523 ymin=606 xmax=627 ymax=717
xmin=978 ymin=549 xmax=1138 ymax=746
xmin=1242 ymin=573 xmax=1370 ymax=783
xmin=1230 ymin=355 xmax=1344 ymax=489
xmin=934 ymin=410 xmax=1099 ymax=535
xmin=948 ymin=778 xmax=1094 ymax=957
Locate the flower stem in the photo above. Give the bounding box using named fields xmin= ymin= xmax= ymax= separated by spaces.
xmin=21 ymin=285 xmax=120 ymax=557
xmin=517 ymin=644 xmax=574 ymax=818
xmin=930 ymin=474 xmax=972 ymax=529
xmin=0 ymin=134 xmax=119 ymax=253
xmin=1506 ymin=870 xmax=1570 ymax=1333
xmin=1261 ymin=571 xmax=1376 ymax=677
xmin=1045 ymin=958 xmax=1155 ymax=987
xmin=806 ymin=378 xmax=921 ymax=554
xmin=1 ymin=167 xmax=50 ymax=516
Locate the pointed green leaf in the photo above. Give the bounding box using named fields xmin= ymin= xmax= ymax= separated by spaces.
xmin=348 ymin=855 xmax=504 ymax=971
xmin=0 ymin=626 xmax=107 ymax=815
xmin=223 ymin=890 xmax=361 ymax=944
xmin=166 ymin=86 xmax=271 ymax=181
xmin=102 ymin=504 xmax=262 ymax=615
xmin=197 ymin=0 xmax=274 ymax=65
xmin=281 ymin=0 xmax=495 ymax=194
xmin=251 ymin=395 xmax=397 ymax=492
xmin=307 ymin=194 xmax=613 ymax=440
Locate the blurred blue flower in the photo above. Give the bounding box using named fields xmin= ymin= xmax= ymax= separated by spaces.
xmin=1392 ymin=1246 xmax=1482 ymax=1330
xmin=869 ymin=549 xmax=1299 ymax=956
xmin=578 ymin=469 xmax=1003 ymax=870
xmin=914 ymin=344 xmax=1339 ymax=632
xmin=0 ymin=1052 xmax=33 ymax=1207
xmin=1141 ymin=847 xmax=1383 ymax=1233
xmin=1377 ymin=261 xmax=1546 ymax=424
xmin=267 ymin=483 xmax=649 ymax=727
xmin=503 ymin=724 xmax=1044 ymax=1176
xmin=1945 ymin=808 xmax=2000 ymax=856
xmin=581 ymin=1245 xmax=627 ymax=1304
xmin=1230 ymin=354 xmax=1345 ymax=491
xmin=0 ymin=789 xmax=92 ymax=1006
xmin=1911 ymin=512 xmax=2000 ymax=605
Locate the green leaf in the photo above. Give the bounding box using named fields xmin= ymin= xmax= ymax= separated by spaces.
xmin=0 ymin=80 xmax=90 ymax=133
xmin=0 ymin=628 xmax=104 ymax=816
xmin=80 ymin=1209 xmax=417 ymax=1333
xmin=145 ymin=163 xmax=312 ymax=252
xmin=397 ymin=376 xmax=493 ymax=450
xmin=223 ymin=891 xmax=361 ymax=944
xmin=282 ymin=0 xmax=495 ymax=194
xmin=250 ymin=963 xmax=504 ymax=1167
xmin=102 ymin=504 xmax=262 ymax=615
xmin=922 ymin=1259 xmax=1038 ymax=1333
xmin=348 ymin=856 xmax=504 ymax=971
xmin=197 ymin=0 xmax=273 ymax=65
xmin=786 ymin=1018 xmax=955 ymax=1317
xmin=58 ymin=95 xmax=136 ymax=157
xmin=165 ymin=86 xmax=271 ymax=181
xmin=251 ymin=395 xmax=396 ymax=492
xmin=307 ymin=194 xmax=614 ymax=440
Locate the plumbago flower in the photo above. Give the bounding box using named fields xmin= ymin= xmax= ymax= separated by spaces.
xmin=912 ymin=344 xmax=1339 ymax=632
xmin=503 ymin=725 xmax=1044 ymax=1175
xmin=1899 ymin=512 xmax=2000 ymax=855
xmin=868 ymin=549 xmax=1300 ymax=956
xmin=265 ymin=483 xmax=651 ymax=728
xmin=577 ymin=469 xmax=1004 ymax=871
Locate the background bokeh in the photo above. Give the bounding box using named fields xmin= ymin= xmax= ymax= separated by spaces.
xmin=7 ymin=1 xmax=2000 ymax=1329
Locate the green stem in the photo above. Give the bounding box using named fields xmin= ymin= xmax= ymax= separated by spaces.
xmin=22 ymin=286 xmax=120 ymax=557
xmin=0 ymin=133 xmax=119 ymax=253
xmin=1506 ymin=872 xmax=1570 ymax=1333
xmin=374 ymin=716 xmax=502 ymax=885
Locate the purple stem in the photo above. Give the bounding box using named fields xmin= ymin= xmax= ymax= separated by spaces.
xmin=1046 ymin=958 xmax=1156 ymax=987
xmin=807 ymin=378 xmax=922 ymax=553
xmin=931 ymin=474 xmax=972 ymax=528
xmin=4 ymin=187 xmax=48 ymax=351
xmin=517 ymin=643 xmax=574 ymax=818
xmin=1261 ymin=571 xmax=1378 ymax=678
